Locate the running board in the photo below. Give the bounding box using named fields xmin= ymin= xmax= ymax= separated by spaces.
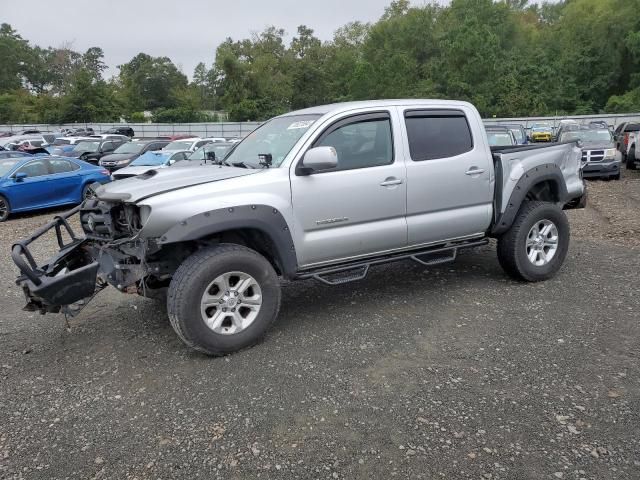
xmin=299 ymin=238 xmax=488 ymax=286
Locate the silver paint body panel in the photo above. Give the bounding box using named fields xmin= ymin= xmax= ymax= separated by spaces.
xmin=93 ymin=100 xmax=584 ymax=270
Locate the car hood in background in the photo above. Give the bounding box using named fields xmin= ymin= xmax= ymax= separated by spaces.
xmin=111 ymin=165 xmax=169 ymax=178
xmin=99 ymin=153 xmax=137 ymax=163
xmin=96 ymin=165 xmax=259 ymax=202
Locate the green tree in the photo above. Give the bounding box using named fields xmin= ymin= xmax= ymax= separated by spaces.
xmin=118 ymin=53 xmax=189 ymax=112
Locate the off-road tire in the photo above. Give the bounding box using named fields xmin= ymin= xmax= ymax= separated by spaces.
xmin=167 ymin=244 xmax=281 ymax=356
xmin=497 ymin=201 xmax=570 ymax=282
xmin=627 ymin=147 xmax=637 ymax=170
xmin=0 ymin=195 xmax=9 ymax=222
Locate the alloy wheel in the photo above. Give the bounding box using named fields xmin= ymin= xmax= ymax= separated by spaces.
xmin=200 ymin=271 xmax=263 ymax=335
xmin=526 ymin=219 xmax=559 ymax=266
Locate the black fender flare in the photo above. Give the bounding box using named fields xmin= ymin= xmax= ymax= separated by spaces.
xmin=491 ymin=164 xmax=569 ymax=236
xmin=157 ymin=204 xmax=298 ymax=277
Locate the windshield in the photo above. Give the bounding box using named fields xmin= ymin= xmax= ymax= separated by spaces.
xmin=73 ymin=141 xmax=100 ymax=152
xmin=0 ymin=158 xmax=20 ymax=177
xmin=189 ymin=144 xmax=233 ymax=161
xmin=114 ymin=142 xmax=144 ymax=154
xmin=130 ymin=151 xmax=170 ymax=166
xmin=487 ymin=132 xmax=514 ymax=146
xmin=560 ymin=129 xmax=612 ymax=143
xmin=165 ymin=140 xmax=196 ymax=150
xmin=224 ymin=114 xmax=321 ymax=168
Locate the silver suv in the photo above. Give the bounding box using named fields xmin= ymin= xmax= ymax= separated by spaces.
xmin=12 ymin=100 xmax=586 ymax=356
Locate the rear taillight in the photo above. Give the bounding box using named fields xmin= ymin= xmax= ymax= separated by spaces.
xmin=624 ymin=133 xmax=629 ymax=145
xmin=101 ymin=170 xmax=110 ymax=175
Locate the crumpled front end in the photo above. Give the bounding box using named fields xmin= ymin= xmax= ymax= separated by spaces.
xmin=12 ymin=199 xmax=176 ymax=315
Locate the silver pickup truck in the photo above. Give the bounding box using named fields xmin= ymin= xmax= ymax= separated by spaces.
xmin=12 ymin=100 xmax=586 ymax=355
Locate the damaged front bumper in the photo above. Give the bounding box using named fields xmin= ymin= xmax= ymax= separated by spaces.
xmin=11 ymin=200 xmax=170 ymax=316
xmin=12 ymin=206 xmax=104 ymax=315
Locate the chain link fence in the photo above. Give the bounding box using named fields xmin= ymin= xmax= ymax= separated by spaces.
xmin=0 ymin=122 xmax=263 ymax=139
xmin=3 ymin=112 xmax=640 ymax=138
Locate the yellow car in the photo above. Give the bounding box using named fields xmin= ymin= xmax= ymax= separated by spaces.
xmin=530 ymin=124 xmax=554 ymax=142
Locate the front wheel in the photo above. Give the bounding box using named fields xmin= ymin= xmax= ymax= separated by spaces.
xmin=167 ymin=244 xmax=281 ymax=356
xmin=0 ymin=195 xmax=10 ymax=222
xmin=497 ymin=201 xmax=570 ymax=282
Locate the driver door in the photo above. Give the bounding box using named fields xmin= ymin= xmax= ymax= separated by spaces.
xmin=290 ymin=111 xmax=408 ymax=267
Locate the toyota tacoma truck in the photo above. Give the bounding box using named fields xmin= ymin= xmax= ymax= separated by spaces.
xmin=12 ymin=100 xmax=586 ymax=356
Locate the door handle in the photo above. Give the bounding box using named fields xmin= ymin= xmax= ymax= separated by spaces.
xmin=380 ymin=177 xmax=403 ymax=187
xmin=465 ymin=167 xmax=485 ymax=176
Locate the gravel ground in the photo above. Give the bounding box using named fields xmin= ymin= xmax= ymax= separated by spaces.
xmin=0 ymin=170 xmax=639 ymax=479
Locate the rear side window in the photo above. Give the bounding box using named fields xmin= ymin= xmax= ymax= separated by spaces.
xmin=50 ymin=159 xmax=79 ymax=173
xmin=404 ymin=110 xmax=473 ymax=161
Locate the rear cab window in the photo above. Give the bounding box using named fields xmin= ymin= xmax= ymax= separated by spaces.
xmin=404 ymin=110 xmax=473 ymax=161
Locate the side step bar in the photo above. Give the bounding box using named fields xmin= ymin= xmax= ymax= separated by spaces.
xmin=299 ymin=238 xmax=488 ymax=286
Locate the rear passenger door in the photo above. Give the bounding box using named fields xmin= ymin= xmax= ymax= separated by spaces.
xmin=48 ymin=158 xmax=82 ymax=203
xmin=400 ymin=108 xmax=493 ymax=246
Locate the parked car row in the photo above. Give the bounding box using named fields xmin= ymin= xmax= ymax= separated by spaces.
xmin=0 ymin=136 xmax=239 ymax=221
xmin=0 ymin=154 xmax=111 ymax=222
xmin=483 ymin=121 xmax=626 ymax=180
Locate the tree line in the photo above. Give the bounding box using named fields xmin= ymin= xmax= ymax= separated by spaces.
xmin=1 ymin=0 xmax=639 ymax=124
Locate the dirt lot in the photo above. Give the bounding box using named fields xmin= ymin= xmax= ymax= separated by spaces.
xmin=1 ymin=170 xmax=639 ymax=479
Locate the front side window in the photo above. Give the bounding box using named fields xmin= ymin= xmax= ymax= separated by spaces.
xmin=405 ymin=111 xmax=473 ymax=161
xmin=0 ymin=159 xmax=21 ymax=177
xmin=17 ymin=160 xmax=49 ymax=178
xmin=314 ymin=115 xmax=394 ymax=171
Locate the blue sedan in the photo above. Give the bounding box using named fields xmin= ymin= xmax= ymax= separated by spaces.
xmin=0 ymin=156 xmax=111 ymax=222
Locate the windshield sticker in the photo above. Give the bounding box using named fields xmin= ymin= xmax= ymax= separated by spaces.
xmin=287 ymin=120 xmax=315 ymax=130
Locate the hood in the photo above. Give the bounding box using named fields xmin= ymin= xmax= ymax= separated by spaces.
xmin=96 ymin=164 xmax=260 ymax=203
xmin=100 ymin=152 xmax=137 ymax=162
xmin=111 ymin=165 xmax=168 ymax=178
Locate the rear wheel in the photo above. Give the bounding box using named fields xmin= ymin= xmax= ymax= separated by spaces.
xmin=167 ymin=244 xmax=281 ymax=356
xmin=497 ymin=201 xmax=570 ymax=282
xmin=626 ymin=147 xmax=637 ymax=170
xmin=0 ymin=195 xmax=9 ymax=222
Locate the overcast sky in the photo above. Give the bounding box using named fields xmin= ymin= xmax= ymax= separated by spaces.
xmin=2 ymin=0 xmax=429 ymax=79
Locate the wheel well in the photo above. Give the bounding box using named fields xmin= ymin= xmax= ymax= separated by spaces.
xmin=201 ymin=228 xmax=284 ymax=275
xmin=525 ymin=180 xmax=560 ymax=203
xmin=0 ymin=193 xmax=9 ymax=213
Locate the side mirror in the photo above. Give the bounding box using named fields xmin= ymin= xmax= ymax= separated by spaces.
xmin=299 ymin=146 xmax=338 ymax=175
xmin=14 ymin=172 xmax=28 ymax=181
xmin=206 ymin=151 xmax=217 ymax=161
xmin=169 ymin=159 xmax=176 ymax=165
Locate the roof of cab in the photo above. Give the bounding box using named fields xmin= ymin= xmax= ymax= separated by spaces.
xmin=281 ymin=99 xmax=476 ymax=117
